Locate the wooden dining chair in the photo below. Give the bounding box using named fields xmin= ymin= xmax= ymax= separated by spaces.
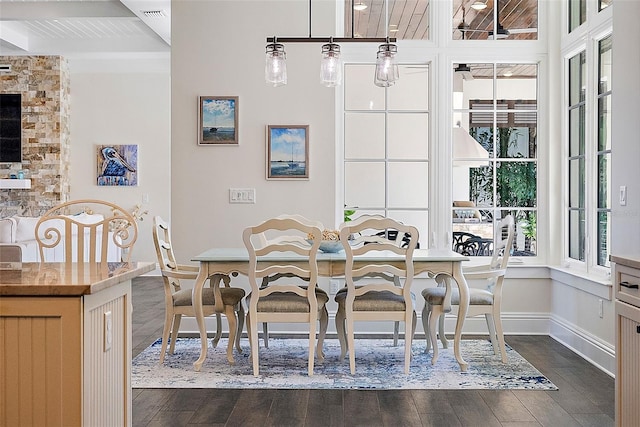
xmin=152 ymin=216 xmax=245 ymax=364
xmin=35 ymin=199 xmax=137 ymax=263
xmin=243 ymin=215 xmax=329 ymax=376
xmin=335 ymin=215 xmax=419 ymax=374
xmin=422 ymin=214 xmax=515 ymax=364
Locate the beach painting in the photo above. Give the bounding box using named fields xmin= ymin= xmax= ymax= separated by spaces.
xmin=267 ymin=125 xmax=309 ymax=179
xmin=96 ymin=144 xmax=138 ymax=186
xmin=199 ymin=96 xmax=238 ymax=145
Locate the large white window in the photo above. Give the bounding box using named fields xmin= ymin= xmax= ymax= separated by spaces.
xmin=343 ymin=64 xmax=430 ymax=248
xmin=563 ymin=1 xmax=612 ymax=271
xmin=452 ymin=63 xmax=538 ymax=257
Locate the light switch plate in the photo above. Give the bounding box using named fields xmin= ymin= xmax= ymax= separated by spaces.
xmin=620 ymin=185 xmax=627 ymax=206
xmin=229 ymin=188 xmax=256 ymax=204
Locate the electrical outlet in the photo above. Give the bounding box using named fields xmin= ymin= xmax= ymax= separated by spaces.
xmin=598 ymin=299 xmax=603 ymax=319
xmin=104 ymin=311 xmax=113 ymax=352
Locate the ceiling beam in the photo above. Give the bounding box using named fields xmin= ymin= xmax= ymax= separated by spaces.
xmin=0 ymin=24 xmax=29 ymax=52
xmin=0 ymin=1 xmax=136 ymax=20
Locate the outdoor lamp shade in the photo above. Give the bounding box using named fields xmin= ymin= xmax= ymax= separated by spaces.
xmin=453 ymin=126 xmax=489 ymax=167
xmin=320 ymin=42 xmax=342 ymax=87
xmin=374 ymin=42 xmax=399 ymax=87
xmin=265 ymin=42 xmax=287 ymax=87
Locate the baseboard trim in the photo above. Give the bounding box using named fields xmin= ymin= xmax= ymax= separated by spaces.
xmin=549 ymin=314 xmax=615 ymax=377
xmin=175 ymin=312 xmax=615 ymax=376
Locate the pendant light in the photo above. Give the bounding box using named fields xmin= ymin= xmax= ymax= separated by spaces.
xmin=265 ymin=38 xmax=287 ymax=87
xmin=320 ymin=38 xmax=342 ymax=87
xmin=374 ymin=38 xmax=398 ymax=87
xmin=265 ymin=0 xmax=397 ymax=88
xmin=374 ymin=0 xmax=398 ymax=87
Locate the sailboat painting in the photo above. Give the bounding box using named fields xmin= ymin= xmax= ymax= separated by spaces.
xmin=198 ymin=96 xmax=238 ymax=145
xmin=267 ymin=125 xmax=309 ymax=179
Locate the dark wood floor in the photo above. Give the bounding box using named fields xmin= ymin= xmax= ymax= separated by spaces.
xmin=131 ymin=276 xmax=615 ymax=427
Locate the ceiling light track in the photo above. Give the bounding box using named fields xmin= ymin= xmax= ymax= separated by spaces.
xmin=265 ymin=0 xmax=398 ymax=88
xmin=266 ymin=37 xmax=396 ymax=43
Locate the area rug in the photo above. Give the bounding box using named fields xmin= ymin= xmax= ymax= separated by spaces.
xmin=132 ymin=338 xmax=556 ymax=390
xmin=131 ymin=338 xmax=557 ymax=390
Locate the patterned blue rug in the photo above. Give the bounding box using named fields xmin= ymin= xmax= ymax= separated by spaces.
xmin=132 ymin=337 xmax=557 ymax=390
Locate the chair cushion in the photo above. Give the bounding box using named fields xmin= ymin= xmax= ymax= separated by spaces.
xmin=334 ymin=287 xmax=413 ymax=311
xmin=421 ymin=287 xmax=493 ymax=306
xmin=246 ymin=287 xmax=329 ymax=313
xmin=173 ymin=287 xmax=245 ymax=307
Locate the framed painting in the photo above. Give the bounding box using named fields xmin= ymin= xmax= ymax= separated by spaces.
xmin=198 ymin=96 xmax=238 ymax=145
xmin=96 ymin=144 xmax=138 ymax=186
xmin=267 ymin=125 xmax=309 ymax=179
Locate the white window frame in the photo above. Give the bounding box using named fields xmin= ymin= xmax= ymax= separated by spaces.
xmin=561 ymin=0 xmax=612 ymax=276
xmin=336 ymin=0 xmax=548 ymax=265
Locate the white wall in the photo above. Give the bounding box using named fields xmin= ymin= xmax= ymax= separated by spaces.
xmin=69 ymin=55 xmax=171 ymax=262
xmin=171 ymin=0 xmax=338 ymax=263
xmin=611 ymin=0 xmax=640 ymax=255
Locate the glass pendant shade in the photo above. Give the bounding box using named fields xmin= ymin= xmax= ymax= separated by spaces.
xmin=265 ymin=42 xmax=287 ymax=87
xmin=374 ymin=42 xmax=399 ymax=87
xmin=320 ymin=42 xmax=342 ymax=87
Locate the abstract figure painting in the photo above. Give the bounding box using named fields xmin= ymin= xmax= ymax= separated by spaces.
xmin=199 ymin=96 xmax=238 ymax=145
xmin=97 ymin=144 xmax=138 ymax=186
xmin=267 ymin=125 xmax=309 ymax=179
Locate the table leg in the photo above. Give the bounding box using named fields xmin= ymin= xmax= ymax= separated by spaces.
xmin=452 ymin=262 xmax=469 ymax=372
xmin=192 ymin=264 xmax=209 ymax=372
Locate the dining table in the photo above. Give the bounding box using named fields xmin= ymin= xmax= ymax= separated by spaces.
xmin=191 ymin=248 xmax=471 ymax=372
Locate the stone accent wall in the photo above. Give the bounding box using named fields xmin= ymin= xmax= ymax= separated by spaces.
xmin=0 ymin=56 xmax=70 ymax=217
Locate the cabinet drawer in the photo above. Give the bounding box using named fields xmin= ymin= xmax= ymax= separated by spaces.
xmin=615 ymin=264 xmax=640 ymax=307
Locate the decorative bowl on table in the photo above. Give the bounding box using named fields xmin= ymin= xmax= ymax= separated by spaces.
xmin=306 ymin=230 xmax=344 ymax=253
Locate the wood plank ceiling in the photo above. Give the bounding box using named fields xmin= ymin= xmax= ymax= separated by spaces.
xmin=344 ymin=0 xmax=538 ymax=41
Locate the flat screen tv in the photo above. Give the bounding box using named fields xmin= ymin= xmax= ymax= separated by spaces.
xmin=0 ymin=93 xmax=22 ymax=163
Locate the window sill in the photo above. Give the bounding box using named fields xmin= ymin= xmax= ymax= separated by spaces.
xmin=548 ymin=266 xmax=612 ymax=300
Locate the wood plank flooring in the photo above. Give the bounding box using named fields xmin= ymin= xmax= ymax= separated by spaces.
xmin=131 ymin=276 xmax=614 ymax=427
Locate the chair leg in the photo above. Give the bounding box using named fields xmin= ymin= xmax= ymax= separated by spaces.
xmin=422 ymin=303 xmax=431 ymax=354
xmin=347 ymin=317 xmax=356 ymax=374
xmin=438 ymin=313 xmax=449 ymax=349
xmin=317 ymin=305 xmax=328 ymax=361
xmin=235 ymin=304 xmax=245 ymax=354
xmin=262 ymin=322 xmax=269 ymax=348
xmin=159 ymin=311 xmax=174 ymax=363
xmin=393 ymin=321 xmax=400 ymax=346
xmin=335 ymin=306 xmax=347 ymax=362
xmin=308 ymin=315 xmax=317 ymax=376
xmin=224 ymin=305 xmax=236 ymax=365
xmin=404 ymin=312 xmax=416 ymax=374
xmin=211 ymin=313 xmax=222 ymax=348
xmin=247 ymin=313 xmax=259 ymax=376
xmin=485 ymin=313 xmax=499 ymax=355
xmin=428 ymin=307 xmax=443 ymax=365
xmin=492 ymin=309 xmax=508 ymax=363
xmin=170 ymin=314 xmax=182 ymax=354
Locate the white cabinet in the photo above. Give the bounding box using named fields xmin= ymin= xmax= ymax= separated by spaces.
xmin=612 ymin=256 xmax=640 ymax=427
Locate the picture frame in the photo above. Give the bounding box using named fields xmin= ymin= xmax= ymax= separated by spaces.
xmin=198 ymin=96 xmax=238 ymax=145
xmin=96 ymin=144 xmax=138 ymax=186
xmin=267 ymin=125 xmax=309 ymax=179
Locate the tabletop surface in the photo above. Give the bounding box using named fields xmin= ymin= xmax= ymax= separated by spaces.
xmin=0 ymin=261 xmax=155 ymax=296
xmin=193 ymin=248 xmax=468 ymax=263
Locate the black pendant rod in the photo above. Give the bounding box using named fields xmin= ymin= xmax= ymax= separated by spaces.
xmin=266 ymin=37 xmax=396 ymax=43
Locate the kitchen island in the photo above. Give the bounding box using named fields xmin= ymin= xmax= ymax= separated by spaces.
xmin=0 ymin=261 xmax=154 ymax=427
